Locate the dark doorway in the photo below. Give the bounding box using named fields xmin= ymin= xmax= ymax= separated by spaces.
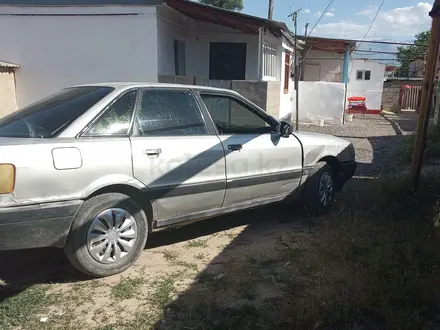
xmin=209 ymin=42 xmax=246 ymax=80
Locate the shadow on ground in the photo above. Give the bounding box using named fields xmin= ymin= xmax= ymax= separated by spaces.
xmin=150 ymin=173 xmax=440 ymax=329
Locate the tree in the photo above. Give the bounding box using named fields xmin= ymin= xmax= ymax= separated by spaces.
xmin=396 ymin=31 xmax=430 ymax=77
xmin=200 ymin=0 xmax=243 ymax=11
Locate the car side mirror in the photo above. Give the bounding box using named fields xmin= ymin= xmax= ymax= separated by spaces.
xmin=280 ymin=121 xmax=293 ymax=137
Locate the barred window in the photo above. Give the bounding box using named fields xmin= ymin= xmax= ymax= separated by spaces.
xmin=263 ymin=38 xmax=277 ymax=79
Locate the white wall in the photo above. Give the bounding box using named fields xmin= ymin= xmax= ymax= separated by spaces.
xmin=0 ymin=71 xmax=17 ymax=117
xmin=291 ymin=81 xmax=345 ymax=124
xmin=303 ymin=50 xmax=344 ymax=82
xmin=156 ymin=5 xmax=188 ymax=76
xmin=347 ymin=59 xmax=385 ymax=110
xmin=0 ymin=6 xmax=158 ymax=107
xmin=186 ymin=21 xmax=259 ymax=83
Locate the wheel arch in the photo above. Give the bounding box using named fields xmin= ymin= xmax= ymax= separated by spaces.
xmin=88 ymin=184 xmax=155 ymax=233
xmin=318 ymin=156 xmax=340 ymax=175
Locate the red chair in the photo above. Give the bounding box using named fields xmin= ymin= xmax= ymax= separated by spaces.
xmin=347 ymin=96 xmax=367 ymax=118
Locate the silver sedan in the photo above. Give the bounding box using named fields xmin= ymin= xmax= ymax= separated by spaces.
xmin=0 ymin=83 xmax=356 ymax=277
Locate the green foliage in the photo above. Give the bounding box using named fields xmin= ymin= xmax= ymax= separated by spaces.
xmin=396 ymin=124 xmax=440 ymax=164
xmin=396 ymin=31 xmax=430 ymax=77
xmin=200 ymin=0 xmax=243 ymax=11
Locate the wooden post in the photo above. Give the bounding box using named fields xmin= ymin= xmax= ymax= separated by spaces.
xmin=411 ymin=7 xmax=440 ymax=189
xmin=268 ymin=0 xmax=274 ymax=19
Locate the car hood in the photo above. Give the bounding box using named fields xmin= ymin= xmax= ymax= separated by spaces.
xmin=293 ymin=131 xmax=355 ymax=166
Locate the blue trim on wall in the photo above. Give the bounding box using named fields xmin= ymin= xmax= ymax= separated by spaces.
xmin=342 ymin=47 xmax=350 ymax=84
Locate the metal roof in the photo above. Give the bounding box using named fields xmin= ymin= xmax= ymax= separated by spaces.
xmin=385 ymin=77 xmax=423 ymax=81
xmin=165 ymin=0 xmax=298 ymax=47
xmin=0 ymin=61 xmax=19 ymax=68
xmin=0 ymin=0 xmax=161 ymax=5
xmin=297 ymin=35 xmax=357 ymax=53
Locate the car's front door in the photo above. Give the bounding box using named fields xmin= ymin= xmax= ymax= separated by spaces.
xmin=198 ymin=92 xmax=303 ymax=207
xmin=130 ymin=88 xmax=226 ymax=220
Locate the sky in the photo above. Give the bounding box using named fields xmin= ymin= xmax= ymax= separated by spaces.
xmin=241 ymin=0 xmax=432 ymax=42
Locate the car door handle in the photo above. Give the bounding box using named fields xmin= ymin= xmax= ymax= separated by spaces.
xmin=228 ymin=144 xmax=243 ymax=151
xmin=144 ymin=148 xmax=162 ymax=156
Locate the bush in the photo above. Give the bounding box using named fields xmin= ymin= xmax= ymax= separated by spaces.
xmin=396 ymin=125 xmax=440 ymax=164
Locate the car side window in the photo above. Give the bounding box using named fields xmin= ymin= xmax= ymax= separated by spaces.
xmin=83 ymin=90 xmax=137 ymax=136
xmin=200 ymin=94 xmax=273 ymax=134
xmin=134 ymin=89 xmax=207 ymax=136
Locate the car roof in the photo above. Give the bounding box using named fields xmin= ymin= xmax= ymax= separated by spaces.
xmin=72 ymin=82 xmax=241 ymax=94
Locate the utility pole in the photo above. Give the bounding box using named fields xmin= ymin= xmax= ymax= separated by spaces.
xmin=305 ymin=23 xmax=309 ymax=36
xmin=411 ymin=2 xmax=440 ymax=190
xmin=289 ymin=9 xmax=301 ymax=131
xmin=268 ymin=0 xmax=274 ymax=19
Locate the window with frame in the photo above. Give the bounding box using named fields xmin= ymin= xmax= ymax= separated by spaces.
xmin=83 ymin=90 xmax=137 ymax=136
xmin=200 ymin=94 xmax=273 ymax=134
xmin=364 ymin=70 xmax=371 ymax=80
xmin=135 ymin=89 xmax=206 ymax=136
xmin=356 ymin=70 xmax=364 ymax=80
xmin=284 ymin=52 xmax=291 ymax=94
xmin=263 ymin=38 xmax=277 ymax=79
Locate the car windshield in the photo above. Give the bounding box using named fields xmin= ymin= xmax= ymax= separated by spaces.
xmin=0 ymin=86 xmax=114 ymax=138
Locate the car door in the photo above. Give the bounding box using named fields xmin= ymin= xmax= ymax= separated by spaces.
xmin=130 ymin=88 xmax=226 ymax=221
xmin=197 ymin=91 xmax=303 ymax=207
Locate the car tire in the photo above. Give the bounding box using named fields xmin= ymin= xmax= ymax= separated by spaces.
xmin=301 ymin=162 xmax=335 ymax=216
xmin=64 ymin=193 xmax=148 ymax=277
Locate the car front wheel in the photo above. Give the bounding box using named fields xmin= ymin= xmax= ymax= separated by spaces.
xmin=64 ymin=193 xmax=148 ymax=277
xmin=301 ymin=162 xmax=335 ymax=215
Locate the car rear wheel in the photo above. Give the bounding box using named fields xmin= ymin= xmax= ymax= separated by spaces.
xmin=301 ymin=162 xmax=335 ymax=215
xmin=64 ymin=193 xmax=148 ymax=277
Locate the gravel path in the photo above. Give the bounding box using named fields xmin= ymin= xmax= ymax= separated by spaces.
xmin=299 ymin=114 xmax=418 ymax=177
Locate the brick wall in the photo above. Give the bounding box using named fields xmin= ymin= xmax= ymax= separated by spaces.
xmin=200 ymin=79 xmax=282 ymax=118
xmin=381 ymin=87 xmax=401 ymax=112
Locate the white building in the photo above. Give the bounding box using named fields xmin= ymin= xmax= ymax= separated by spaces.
xmin=347 ymin=59 xmax=386 ymax=113
xmin=0 ymin=0 xmax=299 ymax=120
xmin=293 ymin=36 xmax=354 ymax=124
xmin=291 ymin=37 xmax=385 ymax=123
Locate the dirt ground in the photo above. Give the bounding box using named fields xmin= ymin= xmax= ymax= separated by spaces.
xmin=0 ymin=114 xmax=420 ymax=330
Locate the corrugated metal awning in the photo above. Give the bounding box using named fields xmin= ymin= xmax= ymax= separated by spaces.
xmin=0 ymin=61 xmax=19 ymax=69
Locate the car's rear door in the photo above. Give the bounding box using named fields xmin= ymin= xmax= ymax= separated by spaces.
xmin=130 ymin=88 xmax=226 ymax=221
xmin=197 ymin=91 xmax=303 ymax=207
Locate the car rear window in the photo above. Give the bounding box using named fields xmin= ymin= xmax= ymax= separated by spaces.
xmin=0 ymin=86 xmax=114 ymax=138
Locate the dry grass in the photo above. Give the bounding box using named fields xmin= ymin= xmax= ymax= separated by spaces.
xmin=157 ymin=173 xmax=440 ymax=329
xmin=3 ymin=173 xmax=440 ymax=329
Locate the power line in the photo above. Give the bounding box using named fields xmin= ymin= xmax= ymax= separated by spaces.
xmin=356 ymin=0 xmax=385 ymax=50
xmin=297 ymin=35 xmax=424 ymax=46
xmin=307 ymin=0 xmax=335 ymax=37
xmin=299 ymin=0 xmax=336 ymax=64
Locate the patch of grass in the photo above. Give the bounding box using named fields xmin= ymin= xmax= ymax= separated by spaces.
xmin=194 ymin=253 xmax=206 ymax=260
xmin=185 ymin=239 xmax=208 ymax=248
xmin=0 ymin=285 xmax=52 ymax=329
xmin=111 ymin=277 xmax=145 ymax=300
xmin=175 ymin=261 xmax=198 ymax=272
xmin=150 ymin=274 xmax=178 ymax=309
xmin=119 ymin=311 xmax=158 ymax=330
xmin=162 ymin=250 xmax=179 ymax=262
xmin=95 ymin=325 xmax=115 ymax=330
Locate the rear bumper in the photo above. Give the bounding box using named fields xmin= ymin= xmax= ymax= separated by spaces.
xmin=0 ymin=200 xmax=82 ymax=250
xmin=335 ymin=161 xmax=357 ymax=191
